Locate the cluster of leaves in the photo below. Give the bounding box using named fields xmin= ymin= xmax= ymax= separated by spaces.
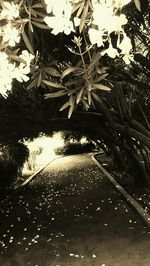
xmin=0 ymin=0 xmax=142 ymax=118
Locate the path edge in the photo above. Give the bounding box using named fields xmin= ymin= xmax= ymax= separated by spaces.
xmin=92 ymin=153 xmax=150 ymax=229
xmin=19 ymin=156 xmax=63 ymax=187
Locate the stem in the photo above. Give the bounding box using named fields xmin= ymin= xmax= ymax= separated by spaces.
xmin=83 ymin=30 xmax=92 ymax=62
xmin=78 ymin=45 xmax=87 ymax=74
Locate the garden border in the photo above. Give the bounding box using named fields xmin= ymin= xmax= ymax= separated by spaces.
xmin=20 ymin=156 xmax=63 ymax=187
xmin=92 ymin=153 xmax=150 ymax=228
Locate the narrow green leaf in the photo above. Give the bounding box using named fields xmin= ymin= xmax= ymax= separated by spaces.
xmin=65 ymin=79 xmax=83 ymax=86
xmin=71 ymin=1 xmax=84 ymax=14
xmin=60 ymin=101 xmax=70 ymax=111
xmin=91 ymin=92 xmax=102 ymax=103
xmin=61 ymin=67 xmax=80 ymax=80
xmin=37 ymin=72 xmax=42 ymax=87
xmin=82 ymin=99 xmax=89 ymax=110
xmin=32 ymin=21 xmax=50 ymax=29
xmin=79 ymin=1 xmax=89 ymax=33
xmin=76 ymin=88 xmax=84 ymax=104
xmin=95 ymin=73 xmax=109 ymax=83
xmin=68 ymin=99 xmax=75 ymax=119
xmin=88 ymin=91 xmax=92 ymax=106
xmin=42 ymin=79 xmax=65 ymax=88
xmin=44 ymin=91 xmax=67 ymax=99
xmin=87 ymin=52 xmax=102 ymax=71
xmin=27 ymin=79 xmax=37 ymax=90
xmin=22 ymin=31 xmax=34 ymax=55
xmin=77 ymin=1 xmax=85 ymax=17
xmin=44 ymin=67 xmax=60 ymax=77
xmin=134 ymin=0 xmax=141 ymax=11
xmin=32 ymin=3 xmax=43 ymax=8
xmin=92 ymin=84 xmax=111 ymax=91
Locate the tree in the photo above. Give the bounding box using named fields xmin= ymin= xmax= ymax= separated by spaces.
xmin=0 ymin=0 xmax=149 ymax=187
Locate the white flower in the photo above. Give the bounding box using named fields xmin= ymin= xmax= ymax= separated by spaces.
xmin=2 ymin=24 xmax=20 ymax=47
xmin=114 ymin=14 xmax=128 ymax=32
xmin=14 ymin=63 xmax=30 ymax=82
xmin=19 ymin=50 xmax=35 ymax=66
xmin=0 ymin=51 xmax=8 ymax=64
xmin=88 ymin=28 xmax=104 ymax=47
xmin=44 ymin=0 xmax=72 ymax=17
xmin=0 ymin=76 xmax=12 ymax=96
xmin=74 ymin=17 xmax=80 ymax=27
xmin=119 ymin=34 xmax=132 ymax=54
xmin=122 ymin=53 xmax=134 ymax=64
xmin=0 ymin=52 xmax=14 ymax=96
xmin=102 ymin=43 xmax=119 ymax=58
xmin=44 ymin=15 xmax=74 ymax=35
xmin=92 ymin=3 xmax=114 ymax=31
xmin=1 ymin=1 xmax=19 ymax=20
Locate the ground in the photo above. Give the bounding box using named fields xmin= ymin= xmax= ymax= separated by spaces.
xmin=0 ymin=154 xmax=150 ymax=266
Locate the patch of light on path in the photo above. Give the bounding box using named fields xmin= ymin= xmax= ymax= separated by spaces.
xmin=22 ymin=132 xmax=65 ymax=174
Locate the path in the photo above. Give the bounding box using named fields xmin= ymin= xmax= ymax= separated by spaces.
xmin=0 ymin=154 xmax=150 ymax=266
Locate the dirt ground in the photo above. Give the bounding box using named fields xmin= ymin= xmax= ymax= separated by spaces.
xmin=0 ymin=154 xmax=150 ymax=266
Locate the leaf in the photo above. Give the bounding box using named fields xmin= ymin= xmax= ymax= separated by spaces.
xmin=37 ymin=72 xmax=42 ymax=87
xmin=92 ymin=84 xmax=111 ymax=91
xmin=61 ymin=67 xmax=80 ymax=80
xmin=68 ymin=98 xmax=75 ymax=119
xmin=88 ymin=91 xmax=92 ymax=106
xmin=22 ymin=31 xmax=34 ymax=55
xmin=95 ymin=73 xmax=109 ymax=83
xmin=71 ymin=1 xmax=84 ymax=14
xmin=65 ymin=78 xmax=83 ymax=86
xmin=87 ymin=52 xmax=102 ymax=71
xmin=60 ymin=101 xmax=70 ymax=111
xmin=91 ymin=92 xmax=102 ymax=103
xmin=44 ymin=91 xmax=67 ymax=99
xmin=79 ymin=1 xmax=89 ymax=33
xmin=134 ymin=0 xmax=141 ymax=11
xmin=44 ymin=67 xmax=60 ymax=77
xmin=76 ymin=88 xmax=84 ymax=104
xmin=32 ymin=21 xmax=50 ymax=29
xmin=82 ymin=99 xmax=89 ymax=109
xmin=32 ymin=3 xmax=43 ymax=8
xmin=27 ymin=79 xmax=37 ymax=90
xmin=77 ymin=1 xmax=85 ymax=17
xmin=42 ymin=79 xmax=65 ymax=88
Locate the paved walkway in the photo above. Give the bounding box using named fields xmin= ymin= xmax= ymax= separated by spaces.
xmin=0 ymin=154 xmax=150 ymax=266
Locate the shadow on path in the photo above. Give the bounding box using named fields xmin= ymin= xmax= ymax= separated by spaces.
xmin=0 ymin=154 xmax=150 ymax=266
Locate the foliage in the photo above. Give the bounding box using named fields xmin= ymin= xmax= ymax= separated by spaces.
xmin=0 ymin=0 xmax=150 ymax=187
xmin=0 ymin=142 xmax=29 ymax=187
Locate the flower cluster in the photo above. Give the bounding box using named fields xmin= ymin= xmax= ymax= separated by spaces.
xmin=88 ymin=0 xmax=133 ymax=64
xmin=43 ymin=0 xmax=133 ymax=64
xmin=0 ymin=2 xmax=35 ymax=96
xmin=0 ymin=1 xmax=20 ymax=47
xmin=0 ymin=50 xmax=34 ymax=96
xmin=44 ymin=0 xmax=74 ymax=35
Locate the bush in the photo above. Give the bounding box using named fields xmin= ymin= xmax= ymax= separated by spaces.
xmin=0 ymin=143 xmax=29 ymax=188
xmin=55 ymin=141 xmax=95 ymax=155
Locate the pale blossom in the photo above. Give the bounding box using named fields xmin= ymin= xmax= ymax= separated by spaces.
xmin=44 ymin=16 xmax=74 ymax=35
xmin=122 ymin=53 xmax=134 ymax=64
xmin=14 ymin=63 xmax=30 ymax=83
xmin=2 ymin=24 xmax=20 ymax=46
xmin=44 ymin=0 xmax=72 ymax=17
xmin=102 ymin=43 xmax=119 ymax=58
xmin=19 ymin=50 xmax=35 ymax=66
xmin=118 ymin=34 xmax=132 ymax=54
xmin=0 ymin=52 xmax=14 ymax=95
xmin=1 ymin=1 xmax=19 ymax=20
xmin=92 ymin=3 xmax=114 ymax=31
xmin=74 ymin=17 xmax=80 ymax=27
xmin=88 ymin=28 xmax=104 ymax=47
